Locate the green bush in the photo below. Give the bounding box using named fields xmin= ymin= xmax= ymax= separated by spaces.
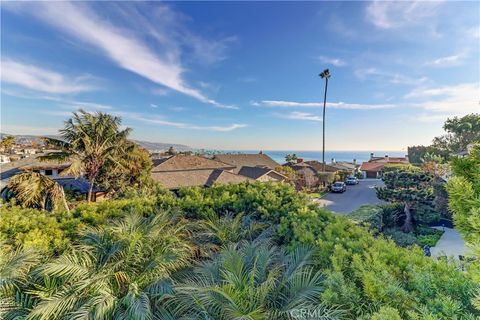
xmin=348 ymin=204 xmax=384 ymax=232
xmin=383 ymin=228 xmax=418 ymax=247
xmin=0 ymin=203 xmax=73 ymax=254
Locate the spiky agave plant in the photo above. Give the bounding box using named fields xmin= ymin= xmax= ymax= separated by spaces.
xmin=7 ymin=212 xmax=192 ymax=320
xmin=164 ymin=240 xmax=346 ymax=320
xmin=6 ymin=172 xmax=70 ymax=213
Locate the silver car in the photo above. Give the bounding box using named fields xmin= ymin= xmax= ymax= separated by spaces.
xmin=331 ymin=182 xmax=346 ymax=193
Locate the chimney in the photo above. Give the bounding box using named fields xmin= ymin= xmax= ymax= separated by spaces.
xmin=331 ymin=158 xmax=336 ymax=164
xmin=297 ymin=158 xmax=304 ymax=163
xmin=370 ymin=153 xmax=374 ymax=160
xmin=259 ymin=150 xmax=263 ymax=154
xmin=353 ymin=159 xmax=357 ymax=165
xmin=385 ymin=155 xmax=389 ymax=162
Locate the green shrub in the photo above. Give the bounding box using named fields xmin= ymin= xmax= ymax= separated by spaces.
xmin=383 ymin=228 xmax=418 ymax=247
xmin=348 ymin=204 xmax=383 ymax=232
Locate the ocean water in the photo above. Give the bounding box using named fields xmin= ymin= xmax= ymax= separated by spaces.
xmin=220 ymin=150 xmax=407 ymax=164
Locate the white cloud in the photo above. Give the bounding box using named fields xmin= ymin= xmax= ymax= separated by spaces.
xmin=1 ymin=59 xmax=96 ymax=94
xmin=116 ymin=111 xmax=247 ymax=132
xmin=366 ymin=1 xmax=444 ymax=29
xmin=276 ymin=111 xmax=323 ymax=122
xmin=5 ymin=2 xmax=232 ymax=108
xmin=405 ymin=83 xmax=480 ymax=114
xmin=150 ymin=104 xmax=158 ymax=108
xmin=252 ymin=100 xmax=396 ymax=110
xmin=318 ymin=56 xmax=346 ymax=67
xmin=354 ymin=68 xmax=429 ymax=86
xmin=425 ymin=54 xmax=464 ymax=67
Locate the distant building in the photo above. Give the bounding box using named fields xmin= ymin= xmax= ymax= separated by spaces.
xmin=284 ymin=159 xmax=320 ymax=190
xmin=214 ymin=153 xmax=286 ymax=183
xmin=0 ymin=155 xmax=106 ymax=201
xmin=151 ymin=154 xmax=249 ymax=190
xmin=0 ymin=155 xmax=10 ymax=164
xmin=360 ymin=153 xmax=409 ymax=178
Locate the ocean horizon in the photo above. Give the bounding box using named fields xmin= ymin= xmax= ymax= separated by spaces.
xmin=218 ymin=150 xmax=407 ymax=164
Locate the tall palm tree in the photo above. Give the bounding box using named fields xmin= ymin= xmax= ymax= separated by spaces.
xmin=41 ymin=110 xmax=132 ymax=202
xmin=166 ymin=240 xmax=345 ymax=320
xmin=4 ymin=212 xmax=192 ymax=320
xmin=6 ymin=172 xmax=70 ymax=213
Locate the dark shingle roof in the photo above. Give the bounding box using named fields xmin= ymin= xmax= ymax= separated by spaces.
xmin=213 ymin=154 xmax=279 ymax=173
xmin=152 ymin=169 xmax=250 ymax=190
xmin=152 ymin=155 xmax=234 ymax=172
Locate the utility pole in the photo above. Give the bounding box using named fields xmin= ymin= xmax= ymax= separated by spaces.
xmin=319 ymin=69 xmax=331 ymax=172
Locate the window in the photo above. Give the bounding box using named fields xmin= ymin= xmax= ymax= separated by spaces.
xmin=45 ymin=169 xmax=53 ymax=176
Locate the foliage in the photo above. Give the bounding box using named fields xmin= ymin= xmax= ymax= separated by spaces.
xmin=285 ymin=153 xmax=298 ymax=163
xmin=432 ymin=113 xmax=480 ymax=155
xmin=348 ymin=205 xmax=384 ymax=233
xmin=0 ymin=203 xmax=72 ymax=254
xmin=41 ymin=110 xmax=132 ymax=202
xmin=5 ymin=172 xmax=69 ymax=213
xmin=377 ymin=166 xmax=434 ymax=232
xmin=275 ymin=165 xmax=297 ymax=181
xmin=164 ymin=240 xmax=345 ymax=320
xmin=96 ymin=143 xmax=153 ymax=195
xmin=0 ymin=135 xmax=15 ymax=150
xmin=370 ymin=306 xmax=402 ymax=320
xmin=1 ymin=180 xmax=479 ymax=319
xmin=2 ymin=213 xmax=192 ymax=320
xmin=446 ymin=145 xmax=480 ymax=308
xmin=383 ymin=228 xmax=419 ymax=247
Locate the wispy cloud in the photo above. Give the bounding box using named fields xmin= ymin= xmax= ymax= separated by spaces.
xmin=150 ymin=104 xmax=158 ymax=108
xmin=425 ymin=52 xmax=468 ymax=67
xmin=317 ymin=56 xmax=346 ymax=67
xmin=252 ymin=100 xmax=396 ymax=110
xmin=117 ymin=111 xmax=247 ymax=132
xmin=406 ymin=83 xmax=480 ymax=114
xmin=366 ymin=1 xmax=444 ymax=29
xmin=4 ymin=2 xmax=232 ymax=108
xmin=276 ymin=111 xmax=323 ymax=122
xmin=354 ymin=68 xmax=428 ymax=86
xmin=1 ymin=59 xmax=96 ymax=94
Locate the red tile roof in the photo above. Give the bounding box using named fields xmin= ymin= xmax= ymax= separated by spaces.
xmin=360 ymin=162 xmax=385 ymax=172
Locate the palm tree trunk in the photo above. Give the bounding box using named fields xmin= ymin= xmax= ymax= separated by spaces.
xmin=87 ymin=178 xmax=95 ymax=203
xmin=60 ymin=188 xmax=70 ymax=213
xmin=402 ymin=202 xmax=413 ymax=233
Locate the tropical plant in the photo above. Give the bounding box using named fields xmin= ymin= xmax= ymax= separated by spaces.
xmin=41 ymin=110 xmax=132 ymax=202
xmin=432 ymin=113 xmax=480 ymax=155
xmin=0 ymin=135 xmax=15 ymax=150
xmin=285 ymin=153 xmax=298 ymax=163
xmin=6 ymin=172 xmax=70 ymax=213
xmin=447 ymin=145 xmax=480 ymax=309
xmin=96 ymin=142 xmax=153 ymax=194
xmin=165 ymin=240 xmax=345 ymax=320
xmin=0 ymin=244 xmax=40 ymax=320
xmin=2 ymin=212 xmax=192 ymax=319
xmin=376 ymin=167 xmax=434 ymax=232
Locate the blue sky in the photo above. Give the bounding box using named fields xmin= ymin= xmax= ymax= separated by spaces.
xmin=1 ymin=1 xmax=479 ymax=151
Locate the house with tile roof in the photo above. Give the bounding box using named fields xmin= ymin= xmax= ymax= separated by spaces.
xmin=150 ymin=155 xmax=250 ymax=190
xmin=213 ymin=153 xmax=286 ymax=183
xmin=360 ymin=153 xmax=409 ymax=178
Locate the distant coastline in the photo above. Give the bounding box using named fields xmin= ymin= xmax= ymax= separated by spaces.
xmin=217 ymin=150 xmax=407 ymax=164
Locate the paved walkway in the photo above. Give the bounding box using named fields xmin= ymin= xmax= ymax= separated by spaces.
xmin=316 ymin=179 xmax=384 ymax=214
xmin=430 ymin=227 xmax=470 ymax=258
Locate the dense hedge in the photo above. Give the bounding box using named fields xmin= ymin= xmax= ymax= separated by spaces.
xmin=1 ymin=182 xmax=478 ymax=319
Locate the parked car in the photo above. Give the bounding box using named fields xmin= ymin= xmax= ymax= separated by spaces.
xmin=345 ymin=176 xmax=359 ymax=185
xmin=331 ymin=181 xmax=346 ymax=193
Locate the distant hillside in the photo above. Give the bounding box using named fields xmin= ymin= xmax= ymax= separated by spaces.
xmin=0 ymin=133 xmax=191 ymax=152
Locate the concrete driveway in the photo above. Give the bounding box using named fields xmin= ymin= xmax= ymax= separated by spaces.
xmin=316 ymin=179 xmax=384 ymax=214
xmin=430 ymin=227 xmax=470 ymax=259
